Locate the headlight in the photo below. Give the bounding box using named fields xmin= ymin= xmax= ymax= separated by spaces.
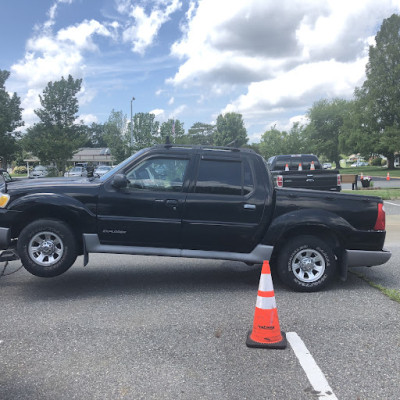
xmin=0 ymin=193 xmax=10 ymax=208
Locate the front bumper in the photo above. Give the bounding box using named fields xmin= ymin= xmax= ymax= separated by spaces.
xmin=0 ymin=227 xmax=11 ymax=250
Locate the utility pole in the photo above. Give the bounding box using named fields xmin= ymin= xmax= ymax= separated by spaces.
xmin=130 ymin=96 xmax=135 ymax=151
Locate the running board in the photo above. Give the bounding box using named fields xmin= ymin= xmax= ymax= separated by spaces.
xmin=83 ymin=234 xmax=273 ymax=264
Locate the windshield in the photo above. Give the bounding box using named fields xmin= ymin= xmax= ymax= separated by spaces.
xmin=70 ymin=167 xmax=82 ymax=172
xmin=33 ymin=166 xmax=46 ymax=171
xmin=99 ymin=148 xmax=147 ymax=181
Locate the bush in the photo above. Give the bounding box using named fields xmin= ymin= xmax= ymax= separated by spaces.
xmin=371 ymin=157 xmax=382 ymax=166
xmin=13 ymin=166 xmax=27 ymax=174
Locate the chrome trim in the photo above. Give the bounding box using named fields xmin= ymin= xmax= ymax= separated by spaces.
xmin=346 ymin=249 xmax=392 ymax=267
xmin=83 ymin=234 xmax=273 ymax=264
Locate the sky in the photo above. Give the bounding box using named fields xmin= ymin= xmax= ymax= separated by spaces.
xmin=1 ymin=0 xmax=400 ymax=143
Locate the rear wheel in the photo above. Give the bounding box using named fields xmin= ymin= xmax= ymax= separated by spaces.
xmin=17 ymin=219 xmax=77 ymax=277
xmin=277 ymin=235 xmax=336 ymax=292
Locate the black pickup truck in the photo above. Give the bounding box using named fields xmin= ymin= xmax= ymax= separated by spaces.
xmin=267 ymin=154 xmax=341 ymax=191
xmin=0 ymin=145 xmax=391 ymax=291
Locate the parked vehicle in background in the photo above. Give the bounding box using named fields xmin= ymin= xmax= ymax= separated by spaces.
xmin=29 ymin=165 xmax=58 ymax=178
xmin=0 ymin=144 xmax=391 ymax=292
xmin=0 ymin=169 xmax=13 ymax=183
xmin=267 ymin=154 xmax=341 ymax=191
xmin=322 ymin=162 xmax=332 ymax=169
xmin=64 ymin=166 xmax=87 ymax=177
xmin=351 ymin=161 xmax=369 ymax=167
xmin=94 ymin=165 xmax=112 ymax=177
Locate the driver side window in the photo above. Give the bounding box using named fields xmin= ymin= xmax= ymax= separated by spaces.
xmin=125 ymin=157 xmax=188 ymax=192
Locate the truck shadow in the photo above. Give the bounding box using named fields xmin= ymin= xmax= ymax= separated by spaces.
xmin=2 ymin=258 xmax=351 ymax=301
xmin=7 ymin=261 xmax=273 ymax=302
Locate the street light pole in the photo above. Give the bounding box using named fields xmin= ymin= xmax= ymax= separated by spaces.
xmin=130 ymin=96 xmax=135 ymax=151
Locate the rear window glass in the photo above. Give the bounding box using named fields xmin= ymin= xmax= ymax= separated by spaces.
xmin=273 ymin=156 xmax=321 ymax=171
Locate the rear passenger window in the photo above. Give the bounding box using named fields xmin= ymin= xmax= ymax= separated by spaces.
xmin=195 ymin=158 xmax=254 ymax=196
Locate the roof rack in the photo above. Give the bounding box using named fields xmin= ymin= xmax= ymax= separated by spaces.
xmin=156 ymin=142 xmax=255 ymax=153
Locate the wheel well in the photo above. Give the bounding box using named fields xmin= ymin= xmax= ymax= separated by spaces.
xmin=270 ymin=226 xmax=343 ymax=266
xmin=12 ymin=206 xmax=84 ymax=254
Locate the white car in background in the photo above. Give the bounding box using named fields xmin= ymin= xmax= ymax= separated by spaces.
xmin=94 ymin=165 xmax=112 ymax=177
xmin=64 ymin=166 xmax=87 ymax=177
xmin=351 ymin=161 xmax=369 ymax=167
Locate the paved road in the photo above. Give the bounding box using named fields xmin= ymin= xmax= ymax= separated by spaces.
xmin=1 ymin=244 xmax=400 ymax=397
xmin=341 ymin=175 xmax=400 ymax=190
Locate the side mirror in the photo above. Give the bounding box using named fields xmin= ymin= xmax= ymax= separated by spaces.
xmin=112 ymin=173 xmax=129 ymax=189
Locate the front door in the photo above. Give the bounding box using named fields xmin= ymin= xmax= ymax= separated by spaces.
xmin=97 ymin=154 xmax=190 ymax=248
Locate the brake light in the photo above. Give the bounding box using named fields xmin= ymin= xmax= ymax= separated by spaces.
xmin=337 ymin=174 xmax=341 ymax=187
xmin=374 ymin=203 xmax=385 ymax=231
xmin=276 ymin=175 xmax=283 ymax=188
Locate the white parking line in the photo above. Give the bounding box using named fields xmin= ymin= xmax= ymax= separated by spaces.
xmin=287 ymin=332 xmax=338 ymax=399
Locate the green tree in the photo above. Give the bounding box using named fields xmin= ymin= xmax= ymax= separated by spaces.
xmin=84 ymin=122 xmax=108 ymax=148
xmin=258 ymin=123 xmax=309 ymax=160
xmin=103 ymin=110 xmax=130 ymax=164
xmin=214 ymin=112 xmax=248 ymax=147
xmin=351 ymin=14 xmax=400 ymax=168
xmin=159 ymin=119 xmax=185 ymax=143
xmin=306 ymin=98 xmax=349 ymax=167
xmin=23 ymin=75 xmax=86 ymax=172
xmin=131 ymin=112 xmax=160 ymax=150
xmin=186 ymin=122 xmax=216 ymax=145
xmin=0 ymin=70 xmax=23 ymax=167
xmin=259 ymin=126 xmax=289 ymax=160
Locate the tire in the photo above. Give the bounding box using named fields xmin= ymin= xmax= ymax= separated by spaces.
xmin=277 ymin=235 xmax=336 ymax=292
xmin=17 ymin=219 xmax=77 ymax=277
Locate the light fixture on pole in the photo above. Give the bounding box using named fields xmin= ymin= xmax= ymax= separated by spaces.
xmin=130 ymin=96 xmax=135 ymax=150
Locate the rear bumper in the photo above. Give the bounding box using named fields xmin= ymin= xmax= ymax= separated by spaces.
xmin=0 ymin=227 xmax=11 ymax=250
xmin=346 ymin=248 xmax=392 ymax=267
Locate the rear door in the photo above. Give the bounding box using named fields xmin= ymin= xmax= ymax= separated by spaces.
xmin=181 ymin=153 xmax=266 ymax=253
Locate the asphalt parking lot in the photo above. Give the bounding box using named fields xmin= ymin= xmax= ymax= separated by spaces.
xmin=1 ymin=202 xmax=399 ymax=399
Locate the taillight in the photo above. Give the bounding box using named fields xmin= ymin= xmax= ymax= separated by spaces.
xmin=337 ymin=174 xmax=341 ymax=187
xmin=374 ymin=203 xmax=385 ymax=231
xmin=276 ymin=175 xmax=283 ymax=188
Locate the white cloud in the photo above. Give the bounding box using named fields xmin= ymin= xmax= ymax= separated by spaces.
xmin=122 ymin=0 xmax=182 ymax=54
xmin=78 ymin=114 xmax=98 ymax=124
xmin=168 ymin=97 xmax=174 ymax=105
xmin=57 ymin=19 xmax=114 ymax=51
xmin=149 ymin=108 xmax=165 ymax=117
xmin=223 ymin=58 xmax=367 ymax=117
xmin=168 ymin=0 xmax=400 ymax=129
xmin=169 ymin=104 xmax=187 ymax=118
xmin=10 ymin=6 xmax=113 ymax=126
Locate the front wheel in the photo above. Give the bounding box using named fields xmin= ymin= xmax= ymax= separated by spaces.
xmin=276 ymin=235 xmax=337 ymax=292
xmin=17 ymin=219 xmax=77 ymax=277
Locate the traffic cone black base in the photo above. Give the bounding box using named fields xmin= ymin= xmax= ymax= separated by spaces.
xmin=246 ymin=330 xmax=287 ymax=349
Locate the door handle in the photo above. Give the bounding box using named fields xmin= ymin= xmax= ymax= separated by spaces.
xmin=243 ymin=204 xmax=256 ymax=210
xmin=165 ymin=199 xmax=178 ymax=210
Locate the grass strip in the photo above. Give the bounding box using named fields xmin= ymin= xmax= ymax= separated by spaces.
xmin=350 ymin=270 xmax=400 ymax=303
xmin=342 ymin=188 xmax=400 ymax=200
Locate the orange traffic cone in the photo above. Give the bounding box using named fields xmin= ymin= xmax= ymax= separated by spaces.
xmin=387 ymin=172 xmax=390 ymax=181
xmin=360 ymin=172 xmax=363 ymax=180
xmin=246 ymin=261 xmax=287 ymax=349
xmin=285 ymin=163 xmax=289 ymax=171
xmin=298 ymin=163 xmax=302 ymax=171
xmin=310 ymin=161 xmax=315 ymax=170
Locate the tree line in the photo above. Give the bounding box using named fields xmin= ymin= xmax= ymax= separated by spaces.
xmin=1 ymin=14 xmax=400 ymax=171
